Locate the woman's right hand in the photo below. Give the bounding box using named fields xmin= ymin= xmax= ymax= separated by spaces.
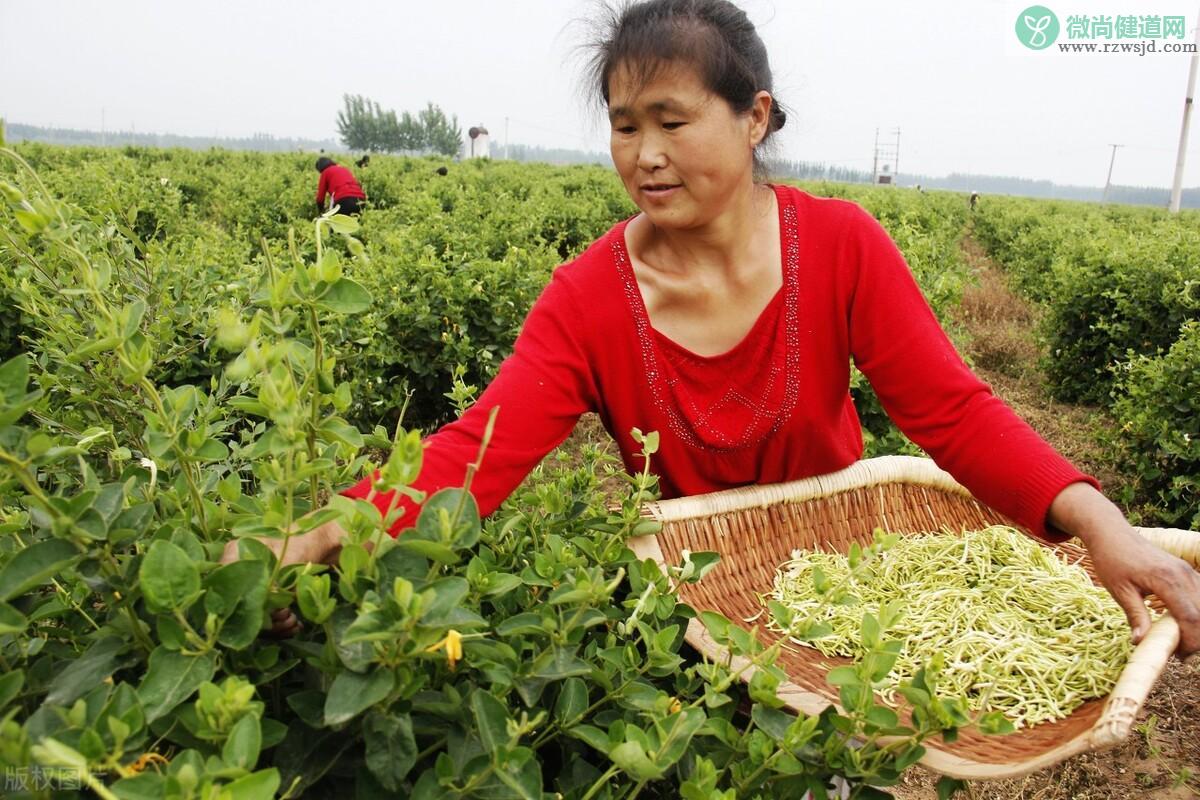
xmin=219 ymin=520 xmax=348 ymax=637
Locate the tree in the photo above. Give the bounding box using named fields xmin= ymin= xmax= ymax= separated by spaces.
xmin=336 ymin=94 xmax=398 ymax=153
xmin=335 ymin=96 xmax=461 ymax=156
xmin=394 ymin=111 xmax=425 ymax=152
xmin=418 ymin=103 xmax=463 ymax=157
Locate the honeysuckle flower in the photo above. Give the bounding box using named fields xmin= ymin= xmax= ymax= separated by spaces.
xmin=426 ymin=629 xmax=463 ymax=671
xmin=139 ymin=457 xmax=158 ymax=492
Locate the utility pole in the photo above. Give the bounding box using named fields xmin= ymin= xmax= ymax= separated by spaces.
xmin=1101 ymin=143 xmax=1123 ymax=202
xmin=872 ymin=127 xmax=879 ymax=181
xmin=1169 ymin=11 xmax=1200 ymax=213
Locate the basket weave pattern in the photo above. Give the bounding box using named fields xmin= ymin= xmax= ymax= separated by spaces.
xmin=628 ymin=456 xmax=1191 ymax=779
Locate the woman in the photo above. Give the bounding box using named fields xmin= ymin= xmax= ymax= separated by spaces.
xmin=314 ymin=156 xmax=366 ymax=215
xmin=236 ymin=0 xmax=1200 ymax=657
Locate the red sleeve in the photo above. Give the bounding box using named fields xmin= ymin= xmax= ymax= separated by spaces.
xmin=341 ymin=271 xmax=598 ymax=535
xmin=316 ymin=170 xmax=328 ymax=205
xmin=843 ymin=205 xmax=1099 ymax=541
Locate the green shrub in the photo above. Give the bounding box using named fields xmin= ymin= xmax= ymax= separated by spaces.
xmin=0 ymin=154 xmax=989 ymax=799
xmin=1108 ymin=321 xmax=1200 ymax=528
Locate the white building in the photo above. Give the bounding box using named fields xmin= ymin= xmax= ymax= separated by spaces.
xmin=466 ymin=125 xmax=490 ymax=159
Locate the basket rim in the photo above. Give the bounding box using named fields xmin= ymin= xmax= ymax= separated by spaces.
xmin=640 ymin=455 xmax=972 ymax=523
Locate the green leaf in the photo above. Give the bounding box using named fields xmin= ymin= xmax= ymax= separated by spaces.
xmin=471 ymin=689 xmax=511 ymax=755
xmin=652 ymin=708 xmax=705 ymax=770
xmin=682 ymin=551 xmax=720 ymax=582
xmin=326 ymin=213 xmax=360 ymax=234
xmin=223 ymin=714 xmax=262 ymax=770
xmin=530 ymin=646 xmax=592 ymax=680
xmin=395 ymin=538 xmax=459 ymax=564
xmin=865 ymin=705 xmax=899 ymax=730
xmin=861 ymin=612 xmax=881 ymax=649
xmin=554 ymin=678 xmax=588 ymax=725
xmin=0 ymin=538 xmax=80 ymax=602
xmin=698 ymin=611 xmax=731 ymax=643
xmin=0 ymin=669 xmax=24 ymax=710
xmin=324 ymin=668 xmax=395 ymax=726
xmin=825 ymin=666 xmax=861 ymax=688
xmin=139 ymin=540 xmax=201 ymax=613
xmin=317 ymin=278 xmax=373 ymax=314
xmin=420 ymin=577 xmax=469 ymax=625
xmin=224 ymin=768 xmax=281 ymax=800
xmin=45 ymin=636 xmax=131 ymax=707
xmin=192 ymin=438 xmax=229 ymax=461
xmin=608 ymin=740 xmax=664 ymax=781
xmin=415 ymin=488 xmax=481 ymax=549
xmin=0 ymin=601 xmax=27 ymax=635
xmin=936 ymin=776 xmax=967 ymax=800
xmin=364 ymin=711 xmax=418 ymax=791
xmin=977 ymin=711 xmax=1016 ymax=735
xmin=482 ymin=573 xmax=523 ymax=597
xmin=568 ymin=724 xmax=610 ymax=755
xmin=318 ymin=417 xmax=364 ymax=448
xmin=204 ymin=559 xmax=269 ymax=649
xmin=495 ymin=612 xmax=544 ymax=637
xmin=137 ymin=647 xmax=217 ymax=724
xmin=494 ymin=751 xmax=542 ymax=800
xmin=110 ymin=773 xmax=166 ymax=800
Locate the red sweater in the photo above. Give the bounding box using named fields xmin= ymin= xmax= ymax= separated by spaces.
xmin=343 ymin=184 xmax=1098 ymax=541
xmin=316 ymin=164 xmax=366 ymax=205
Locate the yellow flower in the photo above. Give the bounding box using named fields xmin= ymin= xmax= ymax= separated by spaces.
xmin=117 ymin=752 xmax=169 ymax=778
xmin=669 ymin=697 xmax=682 ymax=715
xmin=426 ymin=629 xmax=464 ymax=671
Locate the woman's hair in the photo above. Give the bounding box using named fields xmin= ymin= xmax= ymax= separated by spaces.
xmin=582 ymin=0 xmax=786 ymax=176
xmin=315 ymin=157 xmax=335 ymax=172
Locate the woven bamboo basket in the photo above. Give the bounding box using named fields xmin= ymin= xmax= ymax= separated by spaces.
xmin=626 ymin=455 xmax=1200 ymax=780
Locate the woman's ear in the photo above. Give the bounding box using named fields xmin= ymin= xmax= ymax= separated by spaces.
xmin=748 ymin=90 xmax=773 ymax=147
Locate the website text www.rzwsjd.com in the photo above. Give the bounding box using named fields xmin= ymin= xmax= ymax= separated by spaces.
xmin=1057 ymin=39 xmax=1198 ymax=54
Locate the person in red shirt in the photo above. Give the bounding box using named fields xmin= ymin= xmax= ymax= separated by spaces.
xmin=314 ymin=157 xmax=366 ymax=215
xmin=232 ymin=0 xmax=1200 ymax=655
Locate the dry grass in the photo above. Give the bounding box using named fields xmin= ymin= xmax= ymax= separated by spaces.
xmin=952 ymin=236 xmax=1127 ymax=496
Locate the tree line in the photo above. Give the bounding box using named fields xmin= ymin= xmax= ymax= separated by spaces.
xmin=336 ymin=95 xmax=462 ymax=157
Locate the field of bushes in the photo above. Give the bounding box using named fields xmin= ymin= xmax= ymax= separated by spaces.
xmin=973 ymin=197 xmax=1200 ymax=527
xmin=0 ymin=140 xmax=1195 ymax=799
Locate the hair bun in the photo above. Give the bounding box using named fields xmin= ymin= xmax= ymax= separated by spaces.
xmin=769 ymin=100 xmax=787 ymax=132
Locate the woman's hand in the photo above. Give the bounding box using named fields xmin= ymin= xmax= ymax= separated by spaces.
xmin=219 ymin=519 xmax=350 ymax=637
xmin=1049 ymin=482 xmax=1200 ymax=657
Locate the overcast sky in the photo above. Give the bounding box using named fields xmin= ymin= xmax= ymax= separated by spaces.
xmin=3 ymin=0 xmax=1199 ymax=188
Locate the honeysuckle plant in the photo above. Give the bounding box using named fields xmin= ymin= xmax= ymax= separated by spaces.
xmin=0 ymin=147 xmax=998 ymax=800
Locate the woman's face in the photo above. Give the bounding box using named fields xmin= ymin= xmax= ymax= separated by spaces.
xmin=607 ymin=60 xmax=769 ymax=230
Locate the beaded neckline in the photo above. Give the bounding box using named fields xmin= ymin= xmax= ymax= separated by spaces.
xmin=609 ymin=185 xmax=802 ymax=453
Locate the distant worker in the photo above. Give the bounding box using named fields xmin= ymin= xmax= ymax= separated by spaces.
xmin=969 ymin=191 xmax=980 ymax=211
xmin=355 ymin=155 xmax=370 ymax=169
xmin=315 ymin=157 xmax=366 ymax=216
xmin=435 ymin=166 xmax=448 ymax=176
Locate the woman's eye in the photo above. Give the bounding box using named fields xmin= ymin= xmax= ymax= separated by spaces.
xmin=616 ymin=126 xmax=637 ymax=135
xmin=663 ymin=122 xmax=685 ymax=130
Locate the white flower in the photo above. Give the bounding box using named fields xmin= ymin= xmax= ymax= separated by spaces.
xmin=139 ymin=457 xmax=158 ymax=492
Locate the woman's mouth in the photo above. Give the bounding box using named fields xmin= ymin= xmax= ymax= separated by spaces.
xmin=640 ymin=183 xmax=681 ymax=199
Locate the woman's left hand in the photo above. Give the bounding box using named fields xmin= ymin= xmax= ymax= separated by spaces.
xmin=1049 ymin=482 xmax=1200 ymax=658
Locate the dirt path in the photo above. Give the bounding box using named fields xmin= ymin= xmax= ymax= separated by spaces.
xmin=891 ymin=234 xmax=1200 ymax=800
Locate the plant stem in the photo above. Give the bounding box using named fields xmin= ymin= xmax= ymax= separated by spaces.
xmin=580 ymin=765 xmax=620 ymax=800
